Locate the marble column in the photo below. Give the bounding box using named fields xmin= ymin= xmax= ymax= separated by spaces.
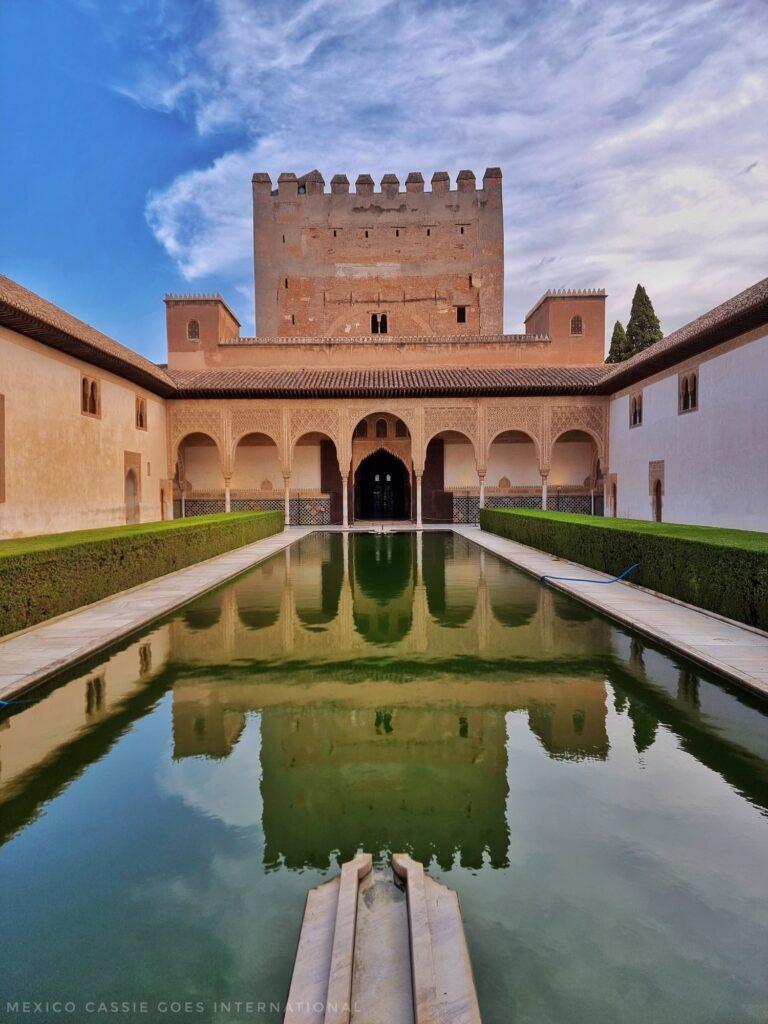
xmin=416 ymin=473 xmax=423 ymax=529
xmin=341 ymin=475 xmax=349 ymax=529
xmin=283 ymin=475 xmax=291 ymax=526
xmin=224 ymin=478 xmax=231 ymax=513
xmin=478 ymin=473 xmax=486 ymax=511
xmin=541 ymin=473 xmax=548 ymax=510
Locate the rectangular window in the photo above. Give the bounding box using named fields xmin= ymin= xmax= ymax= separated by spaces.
xmin=456 ymin=305 xmax=467 ymax=324
xmin=81 ymin=377 xmax=101 ymax=418
xmin=284 ymin=277 xmax=288 ymax=288
xmin=678 ymin=369 xmax=698 ymax=414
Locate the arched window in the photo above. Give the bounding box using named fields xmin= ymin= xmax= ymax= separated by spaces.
xmin=354 ymin=420 xmax=368 ymax=438
xmin=380 ymin=313 xmax=388 ymax=334
xmin=371 ymin=313 xmax=379 ymax=335
xmin=395 ymin=419 xmax=408 ymax=438
xmin=498 ymin=476 xmax=511 ymax=489
xmin=135 ymin=396 xmax=147 ymax=430
xmin=81 ymin=377 xmax=90 ymax=413
xmin=187 ymin=319 xmax=200 ymax=341
xmin=88 ymin=381 xmax=99 ymax=415
xmin=570 ymin=315 xmax=584 ymax=336
xmin=679 ymin=370 xmax=699 ymax=413
xmin=376 ymin=418 xmax=387 ymax=438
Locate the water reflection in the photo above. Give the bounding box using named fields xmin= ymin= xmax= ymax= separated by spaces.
xmin=1 ymin=531 xmax=767 ymax=869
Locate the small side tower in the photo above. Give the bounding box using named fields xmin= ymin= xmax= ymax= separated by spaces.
xmin=164 ymin=294 xmax=240 ymax=370
xmin=524 ymin=288 xmax=606 ymax=364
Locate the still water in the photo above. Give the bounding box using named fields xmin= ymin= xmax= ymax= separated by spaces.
xmin=0 ymin=532 xmax=766 ymax=1024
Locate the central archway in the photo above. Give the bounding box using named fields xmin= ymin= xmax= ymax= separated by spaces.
xmin=354 ymin=449 xmax=411 ymax=520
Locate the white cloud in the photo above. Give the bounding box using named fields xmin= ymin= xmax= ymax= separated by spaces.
xmin=104 ymin=0 xmax=767 ymax=337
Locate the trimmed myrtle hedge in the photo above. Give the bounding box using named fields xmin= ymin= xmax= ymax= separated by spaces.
xmin=479 ymin=508 xmax=768 ymax=630
xmin=0 ymin=511 xmax=284 ymax=637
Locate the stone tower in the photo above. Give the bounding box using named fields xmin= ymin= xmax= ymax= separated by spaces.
xmin=251 ymin=168 xmax=504 ymax=338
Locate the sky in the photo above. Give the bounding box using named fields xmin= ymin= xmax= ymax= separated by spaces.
xmin=1 ymin=0 xmax=766 ymax=362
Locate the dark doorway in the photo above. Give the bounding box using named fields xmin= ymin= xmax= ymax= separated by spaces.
xmin=354 ymin=450 xmax=411 ymax=520
xmin=653 ymin=479 xmax=662 ymax=522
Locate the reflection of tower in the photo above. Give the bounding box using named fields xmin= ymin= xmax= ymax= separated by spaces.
xmin=258 ymin=704 xmax=510 ymax=871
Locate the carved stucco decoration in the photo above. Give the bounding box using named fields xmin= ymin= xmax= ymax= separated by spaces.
xmin=170 ymin=407 xmax=226 ymax=471
xmin=343 ymin=405 xmax=420 ymax=472
xmin=484 ymin=404 xmax=544 ymax=464
xmin=231 ymin=407 xmax=283 ymax=448
xmin=550 ymin=404 xmax=606 ymax=460
xmin=351 ymin=438 xmax=413 ymax=475
xmin=290 ymin=407 xmax=341 ymax=448
xmin=423 ymin=406 xmax=479 ymax=469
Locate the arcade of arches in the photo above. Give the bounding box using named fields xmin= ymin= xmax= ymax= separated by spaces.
xmin=171 ymin=400 xmax=606 ymax=526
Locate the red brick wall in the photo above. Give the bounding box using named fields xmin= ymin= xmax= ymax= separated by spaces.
xmin=252 ymin=169 xmax=504 ymax=338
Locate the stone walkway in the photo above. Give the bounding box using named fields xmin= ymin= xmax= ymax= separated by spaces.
xmin=455 ymin=525 xmax=768 ymax=699
xmin=0 ymin=527 xmax=312 ymax=700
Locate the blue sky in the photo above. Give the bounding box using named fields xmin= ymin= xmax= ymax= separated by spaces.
xmin=1 ymin=0 xmax=766 ymax=362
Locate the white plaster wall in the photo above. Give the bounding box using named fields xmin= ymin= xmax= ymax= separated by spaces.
xmin=487 ymin=442 xmax=540 ymax=485
xmin=292 ymin=444 xmax=321 ymax=489
xmin=231 ymin=444 xmax=282 ymax=489
xmin=0 ymin=326 xmax=168 ymax=538
xmin=443 ymin=441 xmax=478 ymax=486
xmin=185 ymin=445 xmax=224 ymax=489
xmin=549 ymin=442 xmax=594 ymax=486
xmin=608 ymin=331 xmax=768 ymax=530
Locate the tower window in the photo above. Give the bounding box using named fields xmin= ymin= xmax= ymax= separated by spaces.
xmin=365 ymin=230 xmax=369 ymax=238
xmin=426 ymin=228 xmax=431 ymax=236
xmin=284 ymin=277 xmax=288 ymax=288
xmin=456 ymin=305 xmax=467 ymax=324
xmin=187 ymin=319 xmax=200 ymax=341
xmin=291 ymin=313 xmax=295 ymax=325
xmin=570 ymin=315 xmax=584 ymax=336
xmin=333 ymin=229 xmax=337 ymax=237
xmin=460 ymin=226 xmax=465 ymax=235
xmin=298 ymin=184 xmax=306 ymax=194
xmin=395 ymin=229 xmax=399 ymax=237
xmin=371 ymin=313 xmax=388 ymax=335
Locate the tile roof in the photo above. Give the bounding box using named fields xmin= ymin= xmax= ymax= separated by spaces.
xmin=525 ymin=288 xmax=606 ymax=322
xmin=0 ymin=275 xmax=176 ymax=396
xmin=167 ymin=365 xmax=608 ymax=399
xmin=598 ymin=275 xmax=768 ymax=391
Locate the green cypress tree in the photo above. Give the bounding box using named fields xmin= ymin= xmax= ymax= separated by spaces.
xmin=606 ymin=320 xmax=630 ymax=363
xmin=626 ymin=284 xmax=662 ymax=356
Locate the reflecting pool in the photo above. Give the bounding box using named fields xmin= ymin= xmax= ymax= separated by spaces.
xmin=1 ymin=532 xmax=766 ymax=1023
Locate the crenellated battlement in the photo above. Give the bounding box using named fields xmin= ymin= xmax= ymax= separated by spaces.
xmin=252 ymin=167 xmax=502 ymax=198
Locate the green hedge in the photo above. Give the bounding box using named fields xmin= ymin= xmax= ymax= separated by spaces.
xmin=479 ymin=509 xmax=768 ymax=629
xmin=0 ymin=511 xmax=284 ymax=636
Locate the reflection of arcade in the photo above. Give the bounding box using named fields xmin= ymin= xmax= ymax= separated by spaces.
xmin=1 ymin=530 xmax=766 ymax=865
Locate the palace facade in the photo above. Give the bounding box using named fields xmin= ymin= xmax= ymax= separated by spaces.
xmin=1 ymin=167 xmax=767 ymax=539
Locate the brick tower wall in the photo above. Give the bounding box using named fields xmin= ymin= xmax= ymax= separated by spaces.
xmin=252 ymin=168 xmax=504 ymax=338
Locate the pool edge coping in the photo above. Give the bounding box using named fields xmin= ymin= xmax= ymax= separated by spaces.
xmin=453 ymin=525 xmax=768 ymax=700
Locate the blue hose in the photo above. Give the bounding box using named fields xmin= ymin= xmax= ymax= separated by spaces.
xmin=540 ymin=562 xmax=640 ymax=585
